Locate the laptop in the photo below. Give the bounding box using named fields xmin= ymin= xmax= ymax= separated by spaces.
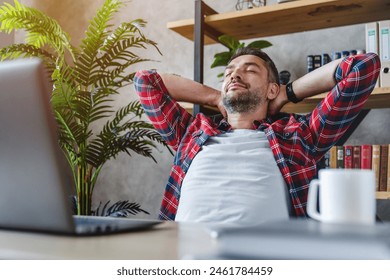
xmin=0 ymin=58 xmax=160 ymax=235
xmin=207 ymin=219 xmax=390 ymax=259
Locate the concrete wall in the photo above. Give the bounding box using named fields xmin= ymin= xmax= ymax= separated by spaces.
xmin=10 ymin=0 xmax=390 ymax=218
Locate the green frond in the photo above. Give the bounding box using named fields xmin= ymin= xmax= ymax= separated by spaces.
xmin=0 ymin=43 xmax=55 ymax=65
xmin=102 ymin=101 xmax=144 ymax=135
xmin=100 ymin=19 xmax=147 ymax=53
xmin=55 ymin=108 xmax=93 ymax=149
xmin=51 ymin=67 xmax=78 ymax=111
xmin=76 ymin=0 xmax=124 ymax=86
xmin=92 ymin=200 xmax=149 ymax=217
xmin=84 ymin=101 xmax=165 ymax=167
xmin=0 ymin=0 xmax=74 ymax=58
xmin=94 ymin=125 xmax=166 ymax=166
xmin=119 ymin=137 xmax=157 ymax=162
xmin=110 ymin=72 xmax=136 ymax=88
xmin=96 ymin=60 xmax=145 ymax=88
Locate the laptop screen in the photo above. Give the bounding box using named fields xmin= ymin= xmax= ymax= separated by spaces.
xmin=0 ymin=58 xmax=75 ymax=233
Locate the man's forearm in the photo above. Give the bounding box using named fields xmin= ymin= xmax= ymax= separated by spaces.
xmin=292 ymin=58 xmax=343 ymax=100
xmin=160 ymin=73 xmax=220 ymax=107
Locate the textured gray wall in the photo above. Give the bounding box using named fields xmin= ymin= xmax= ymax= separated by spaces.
xmin=14 ymin=0 xmax=390 ymax=218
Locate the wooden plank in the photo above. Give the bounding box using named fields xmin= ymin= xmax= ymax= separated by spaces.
xmin=376 ymin=192 xmax=390 ymax=200
xmin=167 ymin=0 xmax=390 ymax=44
xmin=283 ymin=87 xmax=390 ymax=113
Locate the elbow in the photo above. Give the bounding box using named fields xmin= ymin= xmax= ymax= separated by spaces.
xmin=335 ymin=53 xmax=381 ymax=93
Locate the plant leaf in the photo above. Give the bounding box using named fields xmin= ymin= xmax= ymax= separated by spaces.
xmin=218 ymin=34 xmax=240 ymax=50
xmin=92 ymin=200 xmax=149 ymax=217
xmin=211 ymin=51 xmax=232 ymax=68
xmin=247 ymin=40 xmax=272 ymax=49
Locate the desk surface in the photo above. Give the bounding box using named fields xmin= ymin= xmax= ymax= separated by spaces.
xmin=0 ymin=221 xmax=217 ymax=260
xmin=1 ymin=220 xmax=390 ymax=260
xmin=0 ymin=222 xmax=178 ymax=259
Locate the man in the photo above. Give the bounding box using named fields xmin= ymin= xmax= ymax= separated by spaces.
xmin=134 ymin=47 xmax=380 ymax=225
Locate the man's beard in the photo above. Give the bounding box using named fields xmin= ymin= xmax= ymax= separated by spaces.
xmin=222 ymin=88 xmax=264 ymax=114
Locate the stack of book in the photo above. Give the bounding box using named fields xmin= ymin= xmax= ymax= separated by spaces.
xmin=323 ymin=145 xmax=390 ymax=192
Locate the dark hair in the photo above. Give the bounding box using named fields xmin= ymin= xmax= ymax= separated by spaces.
xmin=228 ymin=47 xmax=280 ymax=85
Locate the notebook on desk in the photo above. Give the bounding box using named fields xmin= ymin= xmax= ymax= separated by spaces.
xmin=0 ymin=58 xmax=160 ymax=235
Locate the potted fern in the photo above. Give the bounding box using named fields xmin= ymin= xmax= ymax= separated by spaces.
xmin=0 ymin=0 xmax=170 ymax=216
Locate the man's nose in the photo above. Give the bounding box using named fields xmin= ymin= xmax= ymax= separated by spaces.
xmin=230 ymin=69 xmax=242 ymax=81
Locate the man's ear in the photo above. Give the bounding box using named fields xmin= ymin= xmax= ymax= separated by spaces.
xmin=266 ymin=83 xmax=280 ymax=101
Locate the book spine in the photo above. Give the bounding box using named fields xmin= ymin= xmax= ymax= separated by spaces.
xmin=387 ymin=144 xmax=390 ymax=192
xmin=344 ymin=146 xmax=353 ymax=169
xmin=307 ymin=55 xmax=314 ymax=73
xmin=379 ymin=145 xmax=389 ymax=192
xmin=336 ymin=146 xmax=344 ymax=168
xmin=321 ymin=53 xmax=331 ymax=65
xmin=361 ymin=145 xmax=372 ymax=170
xmin=329 ymin=146 xmax=337 ymax=169
xmin=313 ymin=55 xmax=322 ymax=70
xmin=372 ymin=145 xmax=381 ymax=191
xmin=352 ymin=146 xmax=361 ymax=169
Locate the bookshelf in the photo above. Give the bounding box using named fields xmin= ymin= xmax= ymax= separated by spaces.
xmin=168 ymin=0 xmax=390 ymax=113
xmin=168 ymin=0 xmax=390 ymax=199
xmin=168 ymin=0 xmax=390 ymax=44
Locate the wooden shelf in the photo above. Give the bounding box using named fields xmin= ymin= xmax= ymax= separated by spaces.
xmin=180 ymin=87 xmax=390 ymax=115
xmin=284 ymin=87 xmax=390 ymax=113
xmin=376 ymin=192 xmax=390 ymax=200
xmin=167 ymin=0 xmax=390 ymax=45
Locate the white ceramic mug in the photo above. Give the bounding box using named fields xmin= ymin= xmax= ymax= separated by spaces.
xmin=307 ymin=169 xmax=376 ymax=225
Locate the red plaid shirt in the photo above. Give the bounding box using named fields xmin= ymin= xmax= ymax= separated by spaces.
xmin=134 ymin=53 xmax=380 ymax=220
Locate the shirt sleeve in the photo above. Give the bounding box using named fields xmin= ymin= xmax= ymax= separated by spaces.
xmin=134 ymin=70 xmax=194 ymax=151
xmin=308 ymin=52 xmax=381 ymax=159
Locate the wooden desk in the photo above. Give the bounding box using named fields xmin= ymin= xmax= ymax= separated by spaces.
xmin=0 ymin=222 xmax=216 ymax=260
xmin=0 ymin=222 xmax=180 ymax=259
xmin=1 ymin=220 xmax=390 ymax=260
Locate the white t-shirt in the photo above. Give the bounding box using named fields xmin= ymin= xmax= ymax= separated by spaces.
xmin=175 ymin=129 xmax=290 ymax=226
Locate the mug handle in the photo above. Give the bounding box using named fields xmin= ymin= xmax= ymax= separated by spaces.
xmin=307 ymin=179 xmax=322 ymax=221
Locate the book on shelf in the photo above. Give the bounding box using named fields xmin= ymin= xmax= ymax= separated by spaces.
xmin=352 ymin=146 xmax=361 ymax=169
xmin=387 ymin=144 xmax=390 ymax=192
xmin=320 ymin=144 xmax=389 ymax=193
xmin=361 ymin=145 xmax=372 ymax=169
xmin=329 ymin=146 xmax=337 ymax=169
xmin=372 ymin=145 xmax=381 ymax=191
xmin=336 ymin=146 xmax=344 ymax=168
xmin=379 ymin=144 xmax=389 ymax=192
xmin=313 ymin=55 xmax=322 ymax=70
xmin=379 ymin=20 xmax=390 ymax=88
xmin=365 ymin=22 xmax=380 ymax=87
xmin=344 ymin=145 xmax=353 ymax=169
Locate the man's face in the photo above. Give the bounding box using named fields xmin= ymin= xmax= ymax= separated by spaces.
xmin=221 ymin=54 xmax=270 ymax=114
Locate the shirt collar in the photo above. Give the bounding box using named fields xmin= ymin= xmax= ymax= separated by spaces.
xmin=216 ymin=117 xmax=270 ymax=131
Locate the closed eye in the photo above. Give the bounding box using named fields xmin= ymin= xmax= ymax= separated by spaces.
xmin=246 ymin=68 xmax=258 ymax=73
